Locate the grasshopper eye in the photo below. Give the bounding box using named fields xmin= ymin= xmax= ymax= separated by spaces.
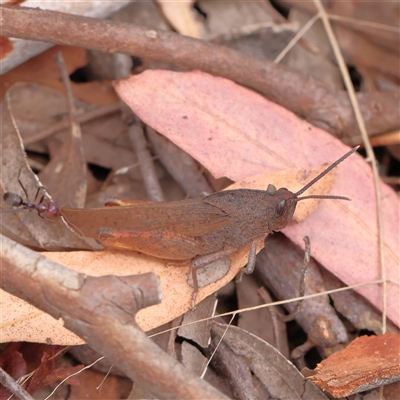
xmin=276 ymin=199 xmax=287 ymax=217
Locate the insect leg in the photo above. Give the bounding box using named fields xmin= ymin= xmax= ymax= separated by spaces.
xmin=34 ymin=187 xmax=47 ymax=202
xmin=235 ymin=239 xmax=258 ymax=283
xmin=18 ymin=211 xmax=31 ymax=230
xmin=190 ymin=262 xmax=199 ymax=311
xmin=281 ymin=236 xmax=311 ymax=322
xmin=245 ymin=239 xmax=258 ymax=274
xmin=17 ymin=176 xmax=29 ymax=202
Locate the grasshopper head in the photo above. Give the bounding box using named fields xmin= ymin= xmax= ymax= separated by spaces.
xmin=264 ymin=146 xmax=358 ymax=233
xmin=266 ymin=187 xmax=298 ymax=232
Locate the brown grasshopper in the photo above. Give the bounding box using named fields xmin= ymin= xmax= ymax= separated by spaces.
xmin=62 ymin=147 xmax=358 ymax=308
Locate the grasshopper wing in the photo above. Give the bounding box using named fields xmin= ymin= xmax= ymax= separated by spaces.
xmin=62 ymin=199 xmax=231 ymax=240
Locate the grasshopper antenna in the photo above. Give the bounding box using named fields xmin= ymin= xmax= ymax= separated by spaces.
xmin=294 ymin=146 xmax=359 ymax=201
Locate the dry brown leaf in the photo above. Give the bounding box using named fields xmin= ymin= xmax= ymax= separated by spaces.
xmin=211 ymin=322 xmax=328 ymax=399
xmin=37 ymin=69 xmax=87 ymax=209
xmin=1 ymin=46 xmax=86 ymax=100
xmin=1 ymin=45 xmax=118 ymax=106
xmin=280 ymin=2 xmax=400 ymax=69
xmin=114 ymin=70 xmax=399 ymax=328
xmin=312 ymin=333 xmax=400 ymax=397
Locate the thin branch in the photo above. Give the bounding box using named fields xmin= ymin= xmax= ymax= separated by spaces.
xmin=55 ymin=52 xmax=78 ymax=126
xmin=0 ymin=367 xmax=34 ymax=400
xmin=129 ymin=122 xmax=165 ymax=202
xmin=112 ymin=52 xmax=165 ymax=202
